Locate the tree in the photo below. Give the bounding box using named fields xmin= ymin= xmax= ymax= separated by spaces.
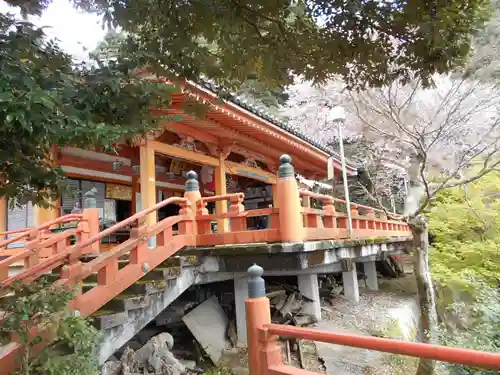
xmin=284 ymin=75 xmax=500 ymax=375
xmin=4 ymin=0 xmax=494 ymax=90
xmin=459 ymin=0 xmax=500 ymax=80
xmin=0 ymin=12 xmax=178 ymax=206
xmin=0 ymin=278 xmax=99 ymax=375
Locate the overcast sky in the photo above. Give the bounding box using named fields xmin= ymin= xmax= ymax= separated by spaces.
xmin=0 ymin=0 xmax=105 ymax=60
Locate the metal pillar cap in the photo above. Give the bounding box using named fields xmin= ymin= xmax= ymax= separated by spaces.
xmin=248 ymin=263 xmax=266 ymax=298
xmin=278 ymin=154 xmax=294 ymax=178
xmin=184 ymin=170 xmax=199 ymax=192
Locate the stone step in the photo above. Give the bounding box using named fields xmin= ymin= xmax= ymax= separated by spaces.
xmin=140 ymin=266 xmax=182 ymax=282
xmin=103 ymin=293 xmax=153 ymax=313
xmin=91 ymin=309 xmax=128 ymax=330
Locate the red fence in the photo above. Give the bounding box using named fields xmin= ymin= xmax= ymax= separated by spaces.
xmin=244 ymin=264 xmax=500 ymax=375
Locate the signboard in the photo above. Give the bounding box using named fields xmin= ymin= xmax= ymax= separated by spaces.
xmin=327 ymin=156 xmax=335 ymax=180
xmin=105 ymin=183 xmax=132 ymax=201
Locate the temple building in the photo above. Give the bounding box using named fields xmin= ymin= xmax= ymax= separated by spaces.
xmin=0 ymin=78 xmax=357 ymax=248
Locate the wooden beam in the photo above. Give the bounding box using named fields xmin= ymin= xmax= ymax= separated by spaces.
xmin=151 ymin=141 xmax=220 ymax=167
xmin=225 ymin=161 xmax=277 ymax=184
xmin=162 ymin=120 xmax=219 ymax=145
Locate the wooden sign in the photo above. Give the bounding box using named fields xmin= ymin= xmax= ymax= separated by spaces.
xmin=105 ymin=183 xmax=132 ymax=201
xmin=327 ymin=156 xmax=334 ymax=180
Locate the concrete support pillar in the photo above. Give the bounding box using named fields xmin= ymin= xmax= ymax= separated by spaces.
xmin=342 ymin=261 xmax=360 ymax=302
xmin=214 ymin=157 xmax=229 ymax=232
xmin=140 ymin=143 xmax=157 ymax=248
xmin=363 ymin=261 xmax=378 ymax=291
xmin=234 ymin=276 xmax=249 ymax=345
xmin=297 ymin=273 xmax=321 ymax=321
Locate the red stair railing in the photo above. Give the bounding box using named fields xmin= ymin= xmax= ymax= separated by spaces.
xmin=245 ymin=264 xmax=500 ymax=375
xmin=0 ymin=196 xmax=194 ymax=373
xmin=0 ymin=213 xmax=94 ymax=281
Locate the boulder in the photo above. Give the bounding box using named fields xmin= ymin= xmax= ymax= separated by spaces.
xmin=101 ymin=361 xmax=121 ymax=375
xmin=134 ymin=332 xmax=185 ymax=375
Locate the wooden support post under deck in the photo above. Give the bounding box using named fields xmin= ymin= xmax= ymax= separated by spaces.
xmin=140 ymin=143 xmax=157 ymax=247
xmin=215 ymin=156 xmax=229 ymax=232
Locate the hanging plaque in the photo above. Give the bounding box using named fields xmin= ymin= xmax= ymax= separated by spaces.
xmin=105 ymin=183 xmax=132 ymax=201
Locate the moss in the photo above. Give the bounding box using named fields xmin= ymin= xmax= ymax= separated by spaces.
xmin=385 ymin=353 xmax=419 ymax=375
xmin=203 ymin=367 xmax=235 ymax=375
xmin=370 ymin=318 xmax=419 ymax=375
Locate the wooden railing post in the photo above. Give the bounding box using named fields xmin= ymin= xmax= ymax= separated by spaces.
xmin=276 ymin=155 xmax=304 ymax=242
xmin=246 ymin=264 xmax=281 ymax=375
xmin=80 ymin=207 xmax=100 ymax=254
xmin=196 ymin=199 xmax=211 ymax=235
xmin=323 ymin=199 xmax=336 ymax=230
xmin=230 ymin=194 xmax=247 ymax=231
xmin=365 ymin=208 xmax=375 ymax=232
xmin=181 ymin=171 xmax=199 ymax=239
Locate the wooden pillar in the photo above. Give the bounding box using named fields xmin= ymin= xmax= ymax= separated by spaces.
xmin=272 ymin=184 xmax=278 ymax=208
xmin=0 ymin=197 xmax=6 ymax=242
xmin=214 ymin=157 xmax=229 ymax=232
xmin=302 ymin=195 xmax=311 ymax=227
xmin=140 ymin=143 xmax=157 ymax=248
xmin=33 ymin=198 xmax=60 ymax=226
xmin=132 ymin=175 xmax=139 ymax=214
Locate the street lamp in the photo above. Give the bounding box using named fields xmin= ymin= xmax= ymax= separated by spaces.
xmin=327 ymin=106 xmax=353 ymax=236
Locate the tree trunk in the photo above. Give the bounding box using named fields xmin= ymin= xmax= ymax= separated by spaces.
xmin=410 ymin=214 xmax=438 ymax=375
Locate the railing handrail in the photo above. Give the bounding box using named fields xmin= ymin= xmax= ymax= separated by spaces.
xmin=0 ymin=197 xmax=189 ymax=287
xmin=0 ymin=214 xmax=84 ymax=249
xmin=73 ymin=196 xmax=188 ymax=255
xmin=265 ymin=324 xmax=500 ymax=371
xmin=199 ymin=193 xmax=244 ymax=205
xmin=298 ymin=189 xmax=407 ymax=221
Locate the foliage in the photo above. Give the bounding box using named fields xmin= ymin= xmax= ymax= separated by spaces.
xmin=0 ymin=278 xmax=99 ymax=375
xmin=0 ymin=12 xmax=176 ymax=206
xmin=428 ymin=171 xmax=500 ymax=287
xmin=460 ymin=0 xmax=500 ymax=80
xmin=4 ymin=0 xmax=494 ymax=90
xmin=437 ymin=281 xmax=499 ymax=375
xmin=428 ymin=173 xmax=500 ymax=375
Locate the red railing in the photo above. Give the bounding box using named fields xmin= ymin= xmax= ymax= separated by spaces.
xmin=244 ymin=265 xmax=500 ymax=375
xmin=0 ymin=213 xmax=93 ymax=281
xmin=0 ymin=196 xmax=195 ymax=373
xmin=195 ymin=193 xmax=281 ymax=246
xmin=298 ymin=189 xmax=410 ymax=240
xmin=0 ymin=213 xmax=84 ymax=250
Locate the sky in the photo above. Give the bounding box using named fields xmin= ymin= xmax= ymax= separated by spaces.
xmin=0 ymin=0 xmax=105 ymax=60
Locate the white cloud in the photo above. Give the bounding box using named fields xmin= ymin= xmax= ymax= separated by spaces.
xmin=0 ymin=0 xmax=105 ymax=60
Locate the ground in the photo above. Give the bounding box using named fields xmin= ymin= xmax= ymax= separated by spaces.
xmin=220 ymin=275 xmax=421 ymax=375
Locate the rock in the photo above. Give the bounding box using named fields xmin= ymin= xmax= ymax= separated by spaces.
xmin=180 ymin=359 xmax=197 ymax=369
xmin=134 ymin=332 xmax=185 ymax=375
xmin=125 ymin=339 xmax=142 ymax=351
xmin=136 ymin=326 xmax=163 ymax=345
xmin=232 ymin=367 xmax=250 ymax=375
xmin=101 ymin=361 xmax=121 ymax=375
xmin=182 ymin=295 xmax=230 ymax=364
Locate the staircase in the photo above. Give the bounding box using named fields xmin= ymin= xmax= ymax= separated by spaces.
xmin=0 ymin=196 xmax=197 ymax=372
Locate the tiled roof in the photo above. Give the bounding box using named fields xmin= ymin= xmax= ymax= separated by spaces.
xmin=198 ymin=80 xmax=341 ymax=158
